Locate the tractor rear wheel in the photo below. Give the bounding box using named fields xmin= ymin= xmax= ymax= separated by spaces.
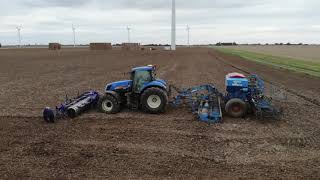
xmin=98 ymin=94 xmax=120 ymax=114
xmin=141 ymin=87 xmax=168 ymax=114
xmin=225 ymin=98 xmax=247 ymax=118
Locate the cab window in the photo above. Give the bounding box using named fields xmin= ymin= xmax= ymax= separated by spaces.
xmin=133 ymin=70 xmax=152 ymax=92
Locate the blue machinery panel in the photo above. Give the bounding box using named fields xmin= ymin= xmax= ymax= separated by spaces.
xmin=169 ymin=84 xmax=223 ymax=124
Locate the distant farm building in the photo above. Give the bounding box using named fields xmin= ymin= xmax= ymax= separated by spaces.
xmin=121 ymin=43 xmax=141 ymax=50
xmin=49 ymin=43 xmax=61 ymax=50
xmin=90 ymin=43 xmax=112 ymax=50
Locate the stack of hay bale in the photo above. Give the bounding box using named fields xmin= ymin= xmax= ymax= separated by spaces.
xmin=49 ymin=43 xmax=61 ymax=50
xmin=90 ymin=43 xmax=112 ymax=50
xmin=121 ymin=43 xmax=141 ymax=51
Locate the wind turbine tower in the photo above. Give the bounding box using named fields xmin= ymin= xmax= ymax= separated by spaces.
xmin=186 ymin=25 xmax=190 ymax=47
xmin=171 ymin=0 xmax=176 ymax=50
xmin=72 ymin=24 xmax=76 ymax=47
xmin=16 ymin=26 xmax=22 ymax=48
xmin=127 ymin=26 xmax=131 ymax=43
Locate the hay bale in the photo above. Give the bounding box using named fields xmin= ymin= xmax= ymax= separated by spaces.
xmin=121 ymin=43 xmax=141 ymax=51
xmin=49 ymin=43 xmax=61 ymax=50
xmin=90 ymin=43 xmax=112 ymax=50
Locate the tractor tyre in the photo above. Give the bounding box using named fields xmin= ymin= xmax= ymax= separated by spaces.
xmin=225 ymin=98 xmax=247 ymax=118
xmin=140 ymin=87 xmax=168 ymax=114
xmin=98 ymin=94 xmax=120 ymax=114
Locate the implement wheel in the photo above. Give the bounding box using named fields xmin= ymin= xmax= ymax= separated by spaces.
xmin=141 ymin=87 xmax=168 ymax=114
xmin=225 ymin=98 xmax=247 ymax=118
xmin=43 ymin=108 xmax=55 ymax=123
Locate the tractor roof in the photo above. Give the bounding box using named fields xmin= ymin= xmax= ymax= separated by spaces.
xmin=132 ymin=65 xmax=155 ymax=72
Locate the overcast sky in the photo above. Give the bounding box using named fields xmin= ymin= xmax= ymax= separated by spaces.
xmin=0 ymin=0 xmax=319 ymax=45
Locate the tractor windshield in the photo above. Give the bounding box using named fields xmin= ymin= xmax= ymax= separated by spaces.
xmin=132 ymin=70 xmax=153 ymax=92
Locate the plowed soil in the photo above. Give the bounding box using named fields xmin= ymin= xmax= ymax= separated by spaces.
xmin=0 ymin=48 xmax=319 ymax=179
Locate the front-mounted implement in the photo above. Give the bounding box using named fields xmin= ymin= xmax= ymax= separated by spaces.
xmin=43 ymin=91 xmax=100 ymax=123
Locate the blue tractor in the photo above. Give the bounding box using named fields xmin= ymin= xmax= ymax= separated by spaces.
xmin=98 ymin=65 xmax=168 ymax=114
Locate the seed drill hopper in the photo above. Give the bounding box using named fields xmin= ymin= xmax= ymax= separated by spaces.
xmin=224 ymin=73 xmax=282 ymax=119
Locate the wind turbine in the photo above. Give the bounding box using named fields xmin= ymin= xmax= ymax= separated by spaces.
xmin=171 ymin=0 xmax=176 ymax=50
xmin=186 ymin=25 xmax=190 ymax=47
xmin=16 ymin=25 xmax=22 ymax=48
xmin=72 ymin=24 xmax=76 ymax=47
xmin=127 ymin=26 xmax=131 ymax=43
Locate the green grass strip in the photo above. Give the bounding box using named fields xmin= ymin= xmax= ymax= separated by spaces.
xmin=215 ymin=48 xmax=320 ymax=78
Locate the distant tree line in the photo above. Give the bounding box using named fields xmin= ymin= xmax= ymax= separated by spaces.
xmin=216 ymin=42 xmax=238 ymax=46
xmin=144 ymin=44 xmax=170 ymax=46
xmin=214 ymin=42 xmax=310 ymax=46
xmin=273 ymin=42 xmax=308 ymax=46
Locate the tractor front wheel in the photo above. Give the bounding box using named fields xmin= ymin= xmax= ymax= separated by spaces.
xmin=98 ymin=94 xmax=120 ymax=114
xmin=225 ymin=98 xmax=247 ymax=118
xmin=141 ymin=88 xmax=168 ymax=114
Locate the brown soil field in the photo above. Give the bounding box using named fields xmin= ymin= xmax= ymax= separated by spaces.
xmin=0 ymin=48 xmax=319 ymax=179
xmin=222 ymin=45 xmax=320 ymax=62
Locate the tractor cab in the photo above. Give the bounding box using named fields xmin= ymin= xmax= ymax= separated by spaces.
xmin=130 ymin=65 xmax=156 ymax=93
